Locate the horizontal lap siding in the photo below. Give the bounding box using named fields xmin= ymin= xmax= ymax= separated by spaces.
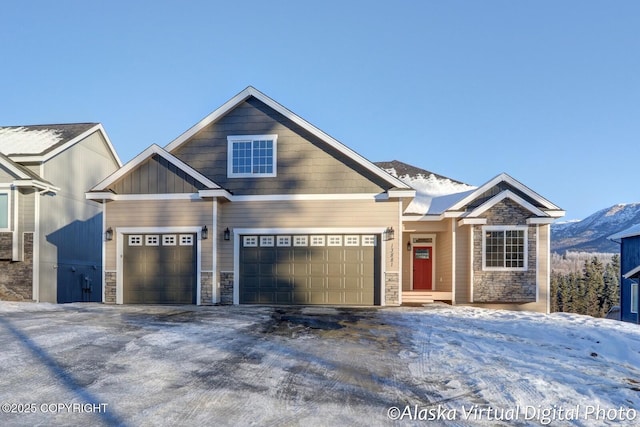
xmin=218 ymin=199 xmax=400 ymax=271
xmin=105 ymin=199 xmax=213 ymax=270
xmin=455 ymin=224 xmax=471 ymax=303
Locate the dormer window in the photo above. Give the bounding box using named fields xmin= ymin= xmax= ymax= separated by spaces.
xmin=227 ymin=135 xmax=277 ymax=178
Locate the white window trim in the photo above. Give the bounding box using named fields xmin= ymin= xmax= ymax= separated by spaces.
xmin=481 ymin=225 xmax=528 ymax=271
xmin=227 ymin=134 xmax=278 ymax=178
xmin=0 ymin=190 xmax=11 ymax=231
xmin=631 ymin=282 xmax=639 ymax=314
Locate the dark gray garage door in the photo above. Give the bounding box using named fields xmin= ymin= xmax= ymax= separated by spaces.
xmin=123 ymin=233 xmax=196 ymax=304
xmin=240 ymin=234 xmax=380 ymax=305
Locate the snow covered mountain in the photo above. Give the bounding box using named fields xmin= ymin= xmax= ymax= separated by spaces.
xmin=552 ymin=203 xmax=640 ymax=254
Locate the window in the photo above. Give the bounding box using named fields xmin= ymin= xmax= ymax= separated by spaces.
xmin=228 ymin=135 xmax=277 ymax=177
xmin=145 ymin=235 xmax=159 ymax=246
xmin=243 ymin=236 xmax=258 ymax=247
xmin=328 ymin=235 xmax=343 ymax=246
xmin=362 ymin=235 xmax=376 ymax=246
xmin=310 ymin=235 xmax=325 ymax=246
xmin=293 ymin=236 xmax=308 ymax=247
xmin=162 ymin=235 xmax=176 ymax=246
xmin=0 ymin=192 xmax=8 ymax=230
xmin=128 ymin=235 xmax=143 ymax=246
xmin=483 ymin=226 xmax=527 ymax=270
xmin=260 ymin=236 xmax=275 ymax=247
xmin=632 ymin=282 xmax=639 ymax=314
xmin=179 ymin=235 xmax=194 ymax=246
xmin=277 ymin=236 xmax=291 ymax=247
xmin=345 ymin=236 xmax=360 ymax=246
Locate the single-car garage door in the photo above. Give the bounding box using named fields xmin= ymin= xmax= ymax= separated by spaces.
xmin=240 ymin=234 xmax=380 ymax=305
xmin=123 ymin=233 xmax=197 ymax=304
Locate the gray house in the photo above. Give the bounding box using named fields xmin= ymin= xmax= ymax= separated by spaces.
xmin=0 ymin=123 xmax=121 ymax=303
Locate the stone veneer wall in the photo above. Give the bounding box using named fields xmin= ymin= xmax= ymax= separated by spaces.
xmin=104 ymin=272 xmax=116 ymax=304
xmin=385 ymin=272 xmax=400 ymax=306
xmin=220 ymin=272 xmax=234 ymax=305
xmin=200 ymin=272 xmax=213 ymax=305
xmin=0 ymin=233 xmax=33 ymax=301
xmin=472 ymin=199 xmax=537 ymax=303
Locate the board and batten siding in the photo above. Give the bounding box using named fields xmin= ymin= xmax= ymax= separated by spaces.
xmin=105 ymin=199 xmax=213 ymax=270
xmin=172 ymin=97 xmax=392 ymax=195
xmin=217 ymin=199 xmax=401 ymax=272
xmin=38 ymin=130 xmax=120 ymax=303
xmin=110 ymin=155 xmax=206 ymax=194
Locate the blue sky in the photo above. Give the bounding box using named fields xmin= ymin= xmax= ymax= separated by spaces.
xmin=1 ymin=1 xmax=638 ymax=221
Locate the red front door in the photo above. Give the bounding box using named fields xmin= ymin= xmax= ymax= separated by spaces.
xmin=413 ymin=247 xmax=433 ymax=290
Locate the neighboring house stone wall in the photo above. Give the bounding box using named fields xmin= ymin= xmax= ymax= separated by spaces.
xmin=472 ymin=199 xmax=537 ymax=303
xmin=104 ymin=272 xmax=116 ymax=304
xmin=220 ymin=272 xmax=234 ymax=305
xmin=0 ymin=233 xmax=33 ymax=301
xmin=385 ymin=272 xmax=400 ymax=306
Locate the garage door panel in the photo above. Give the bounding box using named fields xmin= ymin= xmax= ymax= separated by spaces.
xmin=123 ymin=233 xmax=196 ymax=304
xmin=240 ymin=234 xmax=379 ymax=306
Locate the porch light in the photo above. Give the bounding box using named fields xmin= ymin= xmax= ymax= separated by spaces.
xmin=407 ymin=240 xmax=411 ymax=251
xmin=383 ymin=227 xmax=395 ymax=241
xmin=223 ymin=227 xmax=231 ymax=241
xmin=105 ymin=227 xmax=113 ymax=241
xmin=202 ymin=225 xmax=209 ymax=240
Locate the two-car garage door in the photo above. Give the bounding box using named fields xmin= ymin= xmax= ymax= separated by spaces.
xmin=239 ymin=234 xmax=380 ymax=305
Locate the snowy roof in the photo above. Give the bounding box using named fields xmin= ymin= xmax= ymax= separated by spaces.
xmin=0 ymin=123 xmax=98 ymax=156
xmin=608 ymin=223 xmax=640 ymax=241
xmin=375 ymin=160 xmax=476 ymax=215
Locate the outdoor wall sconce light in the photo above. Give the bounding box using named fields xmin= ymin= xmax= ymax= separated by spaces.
xmin=407 ymin=240 xmax=412 ymax=251
xmin=105 ymin=227 xmax=113 ymax=241
xmin=223 ymin=227 xmax=231 ymax=241
xmin=383 ymin=227 xmax=395 ymax=241
xmin=202 ymin=225 xmax=208 ymax=240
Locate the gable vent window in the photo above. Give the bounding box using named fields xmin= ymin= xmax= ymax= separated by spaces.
xmin=228 ymin=135 xmax=277 ymax=178
xmin=482 ymin=226 xmax=527 ymax=271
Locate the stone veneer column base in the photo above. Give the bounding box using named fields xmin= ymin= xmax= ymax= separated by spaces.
xmin=220 ymin=272 xmax=234 ymax=305
xmin=104 ymin=272 xmax=116 ymax=304
xmin=385 ymin=272 xmax=400 ymax=306
xmin=200 ymin=272 xmax=214 ymax=305
xmin=0 ymin=233 xmax=34 ymax=301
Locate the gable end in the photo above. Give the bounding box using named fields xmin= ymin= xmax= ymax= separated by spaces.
xmin=110 ymin=154 xmax=208 ymax=194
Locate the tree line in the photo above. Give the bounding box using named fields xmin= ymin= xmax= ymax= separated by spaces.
xmin=550 ymin=255 xmax=620 ymax=317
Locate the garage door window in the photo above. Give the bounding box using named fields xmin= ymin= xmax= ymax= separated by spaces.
xmin=260 ymin=236 xmax=275 ymax=247
xmin=345 ymin=235 xmax=359 ymax=246
xmin=328 ymin=235 xmax=342 ymax=246
xmin=294 ymin=236 xmax=308 ymax=246
xmin=310 ymin=235 xmax=325 ymax=246
xmin=163 ymin=235 xmax=176 ymax=245
xmin=180 ymin=235 xmax=194 ymax=246
xmin=277 ymin=236 xmax=291 ymax=246
xmin=244 ymin=236 xmax=258 ymax=247
xmin=362 ymin=235 xmax=376 ymax=246
xmin=145 ymin=235 xmax=160 ymax=246
xmin=129 ymin=235 xmax=143 ymax=246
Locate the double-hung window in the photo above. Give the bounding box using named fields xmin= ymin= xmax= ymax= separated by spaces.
xmin=227 ymin=135 xmax=277 ymax=177
xmin=482 ymin=226 xmax=527 ymax=270
xmin=0 ymin=192 xmax=9 ymax=230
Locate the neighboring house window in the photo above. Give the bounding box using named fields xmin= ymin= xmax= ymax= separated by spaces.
xmin=482 ymin=226 xmax=528 ymax=270
xmin=632 ymin=282 xmax=639 ymax=314
xmin=0 ymin=192 xmax=8 ymax=230
xmin=227 ymin=135 xmax=277 ymax=177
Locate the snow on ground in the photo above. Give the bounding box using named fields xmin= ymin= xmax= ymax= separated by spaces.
xmin=0 ymin=303 xmax=638 ymax=426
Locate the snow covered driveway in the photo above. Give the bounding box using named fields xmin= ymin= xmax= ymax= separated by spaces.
xmin=0 ymin=303 xmax=638 ymax=426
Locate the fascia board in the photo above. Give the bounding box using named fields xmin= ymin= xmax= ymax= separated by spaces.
xmin=464 ymin=190 xmax=548 ymax=218
xmin=448 ymin=173 xmax=561 ymax=212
